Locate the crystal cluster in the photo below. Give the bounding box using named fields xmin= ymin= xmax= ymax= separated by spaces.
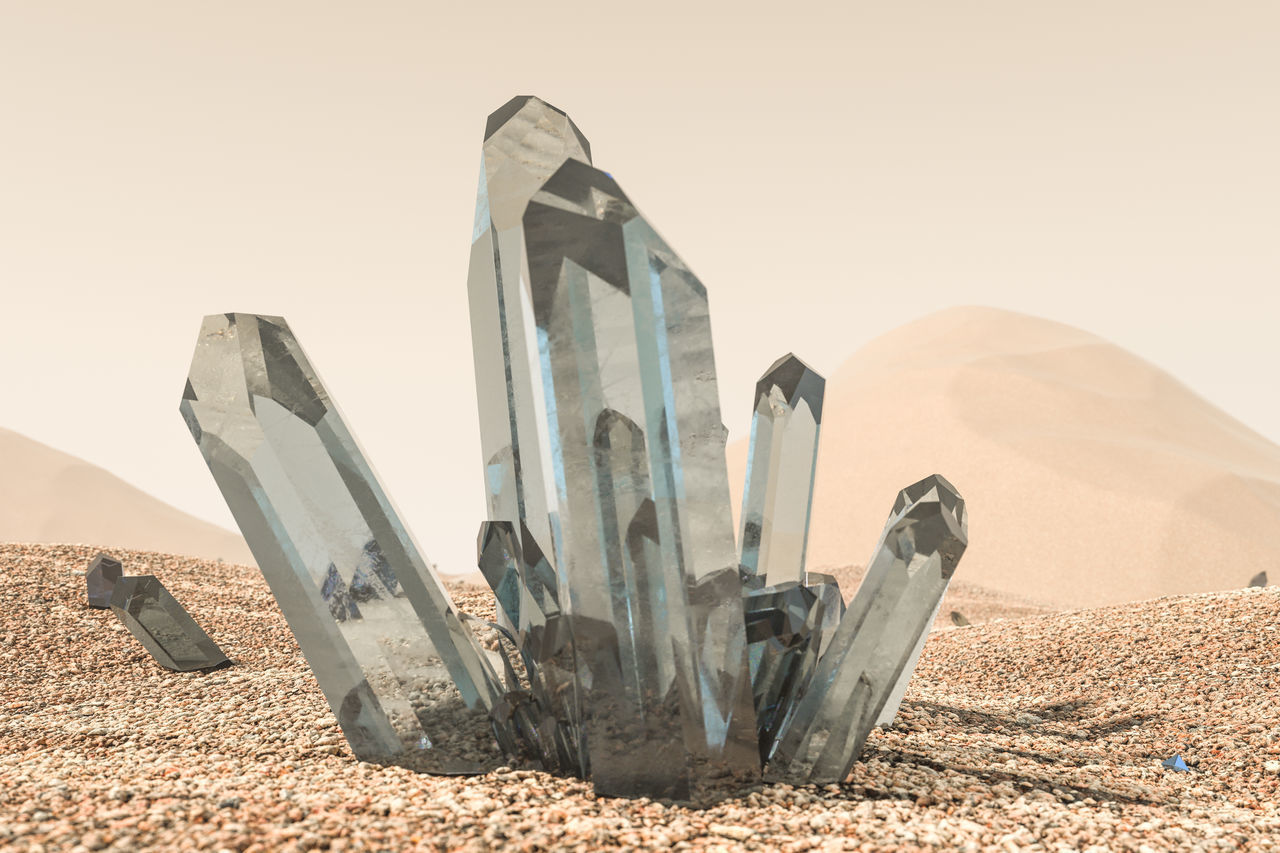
xmin=180 ymin=96 xmax=968 ymax=801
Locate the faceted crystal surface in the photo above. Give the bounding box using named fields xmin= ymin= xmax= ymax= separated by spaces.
xmin=1163 ymin=754 xmax=1189 ymax=772
xmin=170 ymin=96 xmax=975 ymax=800
xmin=476 ymin=521 xmax=582 ymax=773
xmin=744 ymin=583 xmax=821 ymax=762
xmin=109 ymin=575 xmax=228 ymax=671
xmin=1249 ymin=571 xmax=1267 ymax=588
xmin=739 ymin=355 xmax=825 ymax=587
xmin=86 ymin=552 xmax=123 ymax=609
xmin=467 ymin=97 xmax=758 ymax=801
xmin=181 ymin=313 xmax=514 ymax=773
xmin=768 ymin=474 xmax=968 ymax=784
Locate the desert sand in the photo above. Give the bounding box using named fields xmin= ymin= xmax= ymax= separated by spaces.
xmin=0 ymin=428 xmax=251 ymax=565
xmin=729 ymin=306 xmax=1280 ymax=610
xmin=3 ymin=542 xmax=1278 ymax=852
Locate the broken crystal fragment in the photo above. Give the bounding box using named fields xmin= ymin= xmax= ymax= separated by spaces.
xmin=468 ymin=97 xmax=758 ymax=800
xmin=1249 ymin=571 xmax=1267 ymax=588
xmin=181 ymin=313 xmax=515 ymax=773
xmin=768 ymin=474 xmax=968 ymax=784
xmin=950 ymin=611 xmax=971 ymax=627
xmin=740 ymin=355 xmax=825 ymax=587
xmin=86 ymin=552 xmax=123 ymax=609
xmin=744 ymin=582 xmax=825 ymax=763
xmin=109 ymin=575 xmax=228 ymax=671
xmin=476 ymin=521 xmax=582 ymax=774
xmin=1163 ymin=754 xmax=1189 ymax=772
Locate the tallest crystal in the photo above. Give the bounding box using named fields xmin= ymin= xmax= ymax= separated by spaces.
xmin=467 ymin=97 xmax=759 ymax=800
xmin=468 ymin=96 xmax=591 ymax=566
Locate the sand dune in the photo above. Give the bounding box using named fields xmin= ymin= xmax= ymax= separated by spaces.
xmin=0 ymin=427 xmax=251 ymax=564
xmin=729 ymin=306 xmax=1280 ymax=609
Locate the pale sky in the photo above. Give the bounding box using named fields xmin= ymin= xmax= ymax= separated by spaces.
xmin=2 ymin=2 xmax=1277 ymax=573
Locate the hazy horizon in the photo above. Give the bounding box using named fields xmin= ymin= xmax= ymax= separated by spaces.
xmin=2 ymin=2 xmax=1277 ymax=573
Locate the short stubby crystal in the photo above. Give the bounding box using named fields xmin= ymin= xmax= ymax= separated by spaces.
xmin=86 ymin=552 xmax=124 ymax=609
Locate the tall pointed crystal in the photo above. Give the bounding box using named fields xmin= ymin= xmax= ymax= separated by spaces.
xmin=767 ymin=474 xmax=967 ymax=784
xmin=739 ymin=354 xmax=825 ymax=587
xmin=467 ymin=98 xmax=758 ymax=800
xmin=181 ymin=313 xmax=514 ymax=773
xmin=468 ymin=95 xmax=591 ymax=572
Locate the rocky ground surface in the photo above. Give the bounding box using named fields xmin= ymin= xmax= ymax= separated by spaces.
xmin=2 ymin=542 xmax=1278 ymax=852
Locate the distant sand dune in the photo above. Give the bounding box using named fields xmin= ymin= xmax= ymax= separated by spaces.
xmin=728 ymin=306 xmax=1280 ymax=609
xmin=0 ymin=427 xmax=252 ymax=564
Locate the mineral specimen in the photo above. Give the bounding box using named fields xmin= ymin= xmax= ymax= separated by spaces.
xmin=109 ymin=575 xmax=229 ymax=671
xmin=767 ymin=475 xmax=967 ymax=783
xmin=740 ymin=354 xmax=825 ymax=588
xmin=181 ymin=313 xmax=517 ymax=773
xmin=179 ymin=95 xmax=969 ymax=802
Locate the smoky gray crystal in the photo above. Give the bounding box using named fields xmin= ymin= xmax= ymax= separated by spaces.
xmin=86 ymin=552 xmax=124 ymax=609
xmin=767 ymin=475 xmax=968 ymax=783
xmin=181 ymin=313 xmax=516 ymax=773
xmin=109 ymin=575 xmax=229 ymax=671
xmin=1249 ymin=571 xmax=1267 ymax=588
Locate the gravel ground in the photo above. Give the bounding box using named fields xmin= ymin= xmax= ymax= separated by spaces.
xmin=821 ymin=565 xmax=1054 ymax=628
xmin=2 ymin=542 xmax=1278 ymax=852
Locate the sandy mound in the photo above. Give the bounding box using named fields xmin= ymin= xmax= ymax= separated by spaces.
xmin=3 ymin=542 xmax=1278 ymax=851
xmin=0 ymin=428 xmax=250 ymax=564
xmin=728 ymin=306 xmax=1280 ymax=610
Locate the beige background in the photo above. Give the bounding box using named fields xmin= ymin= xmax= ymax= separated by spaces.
xmin=1 ymin=2 xmax=1277 ymax=574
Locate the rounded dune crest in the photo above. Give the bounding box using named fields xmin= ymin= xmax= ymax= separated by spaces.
xmin=0 ymin=427 xmax=252 ymax=564
xmin=730 ymin=306 xmax=1280 ymax=608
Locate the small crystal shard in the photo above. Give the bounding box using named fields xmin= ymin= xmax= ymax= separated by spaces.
xmin=1249 ymin=571 xmax=1267 ymax=588
xmin=109 ymin=575 xmax=229 ymax=671
xmin=768 ymin=474 xmax=968 ymax=784
xmin=1163 ymin=754 xmax=1189 ymax=772
xmin=86 ymin=552 xmax=123 ymax=609
xmin=739 ymin=355 xmax=825 ymax=587
xmin=181 ymin=313 xmax=515 ymax=773
xmin=950 ymin=611 xmax=971 ymax=627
